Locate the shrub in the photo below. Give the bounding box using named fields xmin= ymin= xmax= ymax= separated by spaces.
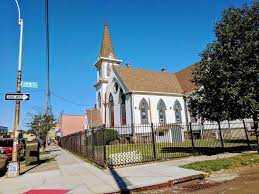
xmin=119 ymin=137 xmax=129 ymax=144
xmin=105 ymin=128 xmax=119 ymax=145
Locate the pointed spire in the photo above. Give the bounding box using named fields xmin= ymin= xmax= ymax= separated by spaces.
xmin=99 ymin=24 xmax=116 ymax=59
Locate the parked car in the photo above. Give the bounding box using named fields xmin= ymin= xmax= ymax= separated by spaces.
xmin=0 ymin=154 xmax=7 ymax=174
xmin=0 ymin=138 xmax=25 ymax=161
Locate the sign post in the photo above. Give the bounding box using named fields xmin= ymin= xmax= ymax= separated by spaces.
xmin=5 ymin=92 xmax=29 ymax=178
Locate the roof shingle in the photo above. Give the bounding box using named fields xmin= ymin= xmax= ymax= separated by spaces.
xmin=99 ymin=25 xmax=116 ymax=58
xmin=113 ymin=66 xmax=183 ymax=94
xmin=175 ymin=64 xmax=197 ymax=94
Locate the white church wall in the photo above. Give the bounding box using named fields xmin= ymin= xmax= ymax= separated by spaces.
xmin=102 ymin=68 xmax=133 ymax=129
xmin=125 ymin=95 xmax=133 ymax=125
xmin=132 ymin=94 xmax=187 ymax=125
xmin=155 ymin=130 xmax=173 ymax=143
xmin=131 ymin=93 xmax=187 ymax=141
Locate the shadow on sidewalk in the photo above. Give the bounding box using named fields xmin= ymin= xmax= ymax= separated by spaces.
xmin=109 ymin=167 xmax=130 ymax=194
xmin=20 ymin=157 xmax=56 ymax=175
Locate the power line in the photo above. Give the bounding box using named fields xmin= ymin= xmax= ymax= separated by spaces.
xmin=51 ymin=92 xmax=92 ymax=107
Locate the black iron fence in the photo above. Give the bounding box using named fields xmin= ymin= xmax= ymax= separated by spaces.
xmin=60 ymin=121 xmax=258 ymax=168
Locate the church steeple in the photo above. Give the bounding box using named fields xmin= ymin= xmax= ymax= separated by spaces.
xmin=94 ymin=25 xmax=122 ymax=124
xmin=99 ymin=25 xmax=116 ymax=59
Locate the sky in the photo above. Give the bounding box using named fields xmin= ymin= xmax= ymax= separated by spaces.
xmin=0 ymin=0 xmax=252 ymax=130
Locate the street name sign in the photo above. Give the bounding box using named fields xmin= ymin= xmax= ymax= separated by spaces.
xmin=21 ymin=81 xmax=38 ymax=89
xmin=5 ymin=93 xmax=30 ymax=101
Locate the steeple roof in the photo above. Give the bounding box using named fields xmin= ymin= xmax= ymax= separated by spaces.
xmin=99 ymin=25 xmax=116 ymax=59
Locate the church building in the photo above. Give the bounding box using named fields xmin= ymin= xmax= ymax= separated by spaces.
xmin=86 ymin=25 xmax=196 ymax=141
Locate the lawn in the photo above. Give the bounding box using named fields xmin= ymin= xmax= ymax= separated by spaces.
xmin=181 ymin=153 xmax=259 ymax=173
xmin=105 ymin=138 xmax=251 ymax=162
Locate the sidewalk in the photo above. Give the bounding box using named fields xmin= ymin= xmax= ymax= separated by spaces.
xmin=0 ymin=146 xmax=204 ymax=194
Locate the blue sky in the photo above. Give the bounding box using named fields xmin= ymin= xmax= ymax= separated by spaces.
xmin=0 ymin=0 xmax=252 ymax=130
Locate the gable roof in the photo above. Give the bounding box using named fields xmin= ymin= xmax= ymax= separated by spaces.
xmin=175 ymin=64 xmax=197 ymax=94
xmin=99 ymin=25 xmax=116 ymax=59
xmin=113 ymin=66 xmax=183 ymax=94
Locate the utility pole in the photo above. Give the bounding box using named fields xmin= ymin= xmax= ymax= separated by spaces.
xmin=8 ymin=0 xmax=24 ymax=177
xmin=45 ymin=0 xmax=52 ymax=115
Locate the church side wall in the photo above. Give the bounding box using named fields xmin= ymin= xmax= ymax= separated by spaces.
xmin=132 ymin=93 xmax=187 ymax=137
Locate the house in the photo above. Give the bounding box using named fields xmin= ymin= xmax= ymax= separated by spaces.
xmin=86 ymin=25 xmax=200 ymax=142
xmin=0 ymin=126 xmax=8 ymax=134
xmin=57 ymin=114 xmax=86 ymax=137
xmin=0 ymin=126 xmax=8 ymax=138
xmin=85 ymin=108 xmax=102 ymax=129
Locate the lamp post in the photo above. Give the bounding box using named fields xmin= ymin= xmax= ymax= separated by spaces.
xmin=8 ymin=0 xmax=24 ymax=177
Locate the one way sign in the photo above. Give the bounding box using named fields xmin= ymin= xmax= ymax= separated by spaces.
xmin=5 ymin=93 xmax=30 ymax=101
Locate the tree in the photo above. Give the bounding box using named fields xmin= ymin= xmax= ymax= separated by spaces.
xmin=28 ymin=113 xmax=56 ymax=144
xmin=188 ymin=2 xmax=259 ymax=122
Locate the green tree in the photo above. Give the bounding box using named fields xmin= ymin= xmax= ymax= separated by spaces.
xmin=28 ymin=113 xmax=56 ymax=143
xmin=189 ymin=2 xmax=259 ymax=122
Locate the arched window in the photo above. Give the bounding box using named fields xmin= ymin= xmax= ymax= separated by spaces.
xmin=108 ymin=94 xmax=114 ymax=127
xmin=98 ymin=92 xmax=101 ymax=109
xmin=119 ymin=89 xmax=127 ymax=125
xmin=139 ymin=98 xmax=149 ymax=124
xmin=106 ymin=63 xmax=111 ymax=76
xmin=98 ymin=67 xmax=102 ymax=79
xmin=157 ymin=99 xmax=166 ymax=123
xmin=174 ymin=100 xmax=182 ymax=123
xmin=113 ymin=82 xmax=119 ymax=93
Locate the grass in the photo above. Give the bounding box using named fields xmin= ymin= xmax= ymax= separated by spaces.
xmin=105 ymin=139 xmax=251 ymax=161
xmin=181 ymin=153 xmax=259 ymax=173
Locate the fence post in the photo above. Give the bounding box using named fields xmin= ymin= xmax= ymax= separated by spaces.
xmin=80 ymin=132 xmax=82 ymax=154
xmin=217 ymin=121 xmax=224 ymax=149
xmin=189 ymin=122 xmax=195 ymax=150
xmin=92 ymin=129 xmax=95 ymax=160
xmin=243 ymin=120 xmax=251 ymax=148
xmin=102 ymin=125 xmax=106 ymax=166
xmin=70 ymin=137 xmax=71 ymax=151
xmin=151 ymin=123 xmax=157 ymax=160
xmin=253 ymin=115 xmax=259 ymax=153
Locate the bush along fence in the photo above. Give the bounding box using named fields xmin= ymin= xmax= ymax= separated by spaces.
xmin=60 ymin=121 xmax=258 ymax=168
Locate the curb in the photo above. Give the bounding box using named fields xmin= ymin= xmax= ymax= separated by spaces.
xmin=105 ymin=173 xmax=206 ymax=194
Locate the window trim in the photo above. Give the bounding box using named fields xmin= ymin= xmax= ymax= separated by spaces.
xmin=157 ymin=99 xmax=166 ymax=124
xmin=174 ymin=100 xmax=182 ymax=123
xmin=139 ymin=98 xmax=149 ymax=124
xmin=119 ymin=89 xmax=127 ymax=125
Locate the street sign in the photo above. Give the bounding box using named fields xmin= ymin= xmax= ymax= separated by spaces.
xmin=21 ymin=81 xmax=38 ymax=89
xmin=5 ymin=93 xmax=30 ymax=101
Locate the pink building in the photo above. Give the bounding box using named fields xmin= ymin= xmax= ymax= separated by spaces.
xmin=57 ymin=114 xmax=86 ymax=137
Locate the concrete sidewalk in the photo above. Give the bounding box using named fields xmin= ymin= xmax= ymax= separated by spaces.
xmin=0 ymin=146 xmax=204 ymax=194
